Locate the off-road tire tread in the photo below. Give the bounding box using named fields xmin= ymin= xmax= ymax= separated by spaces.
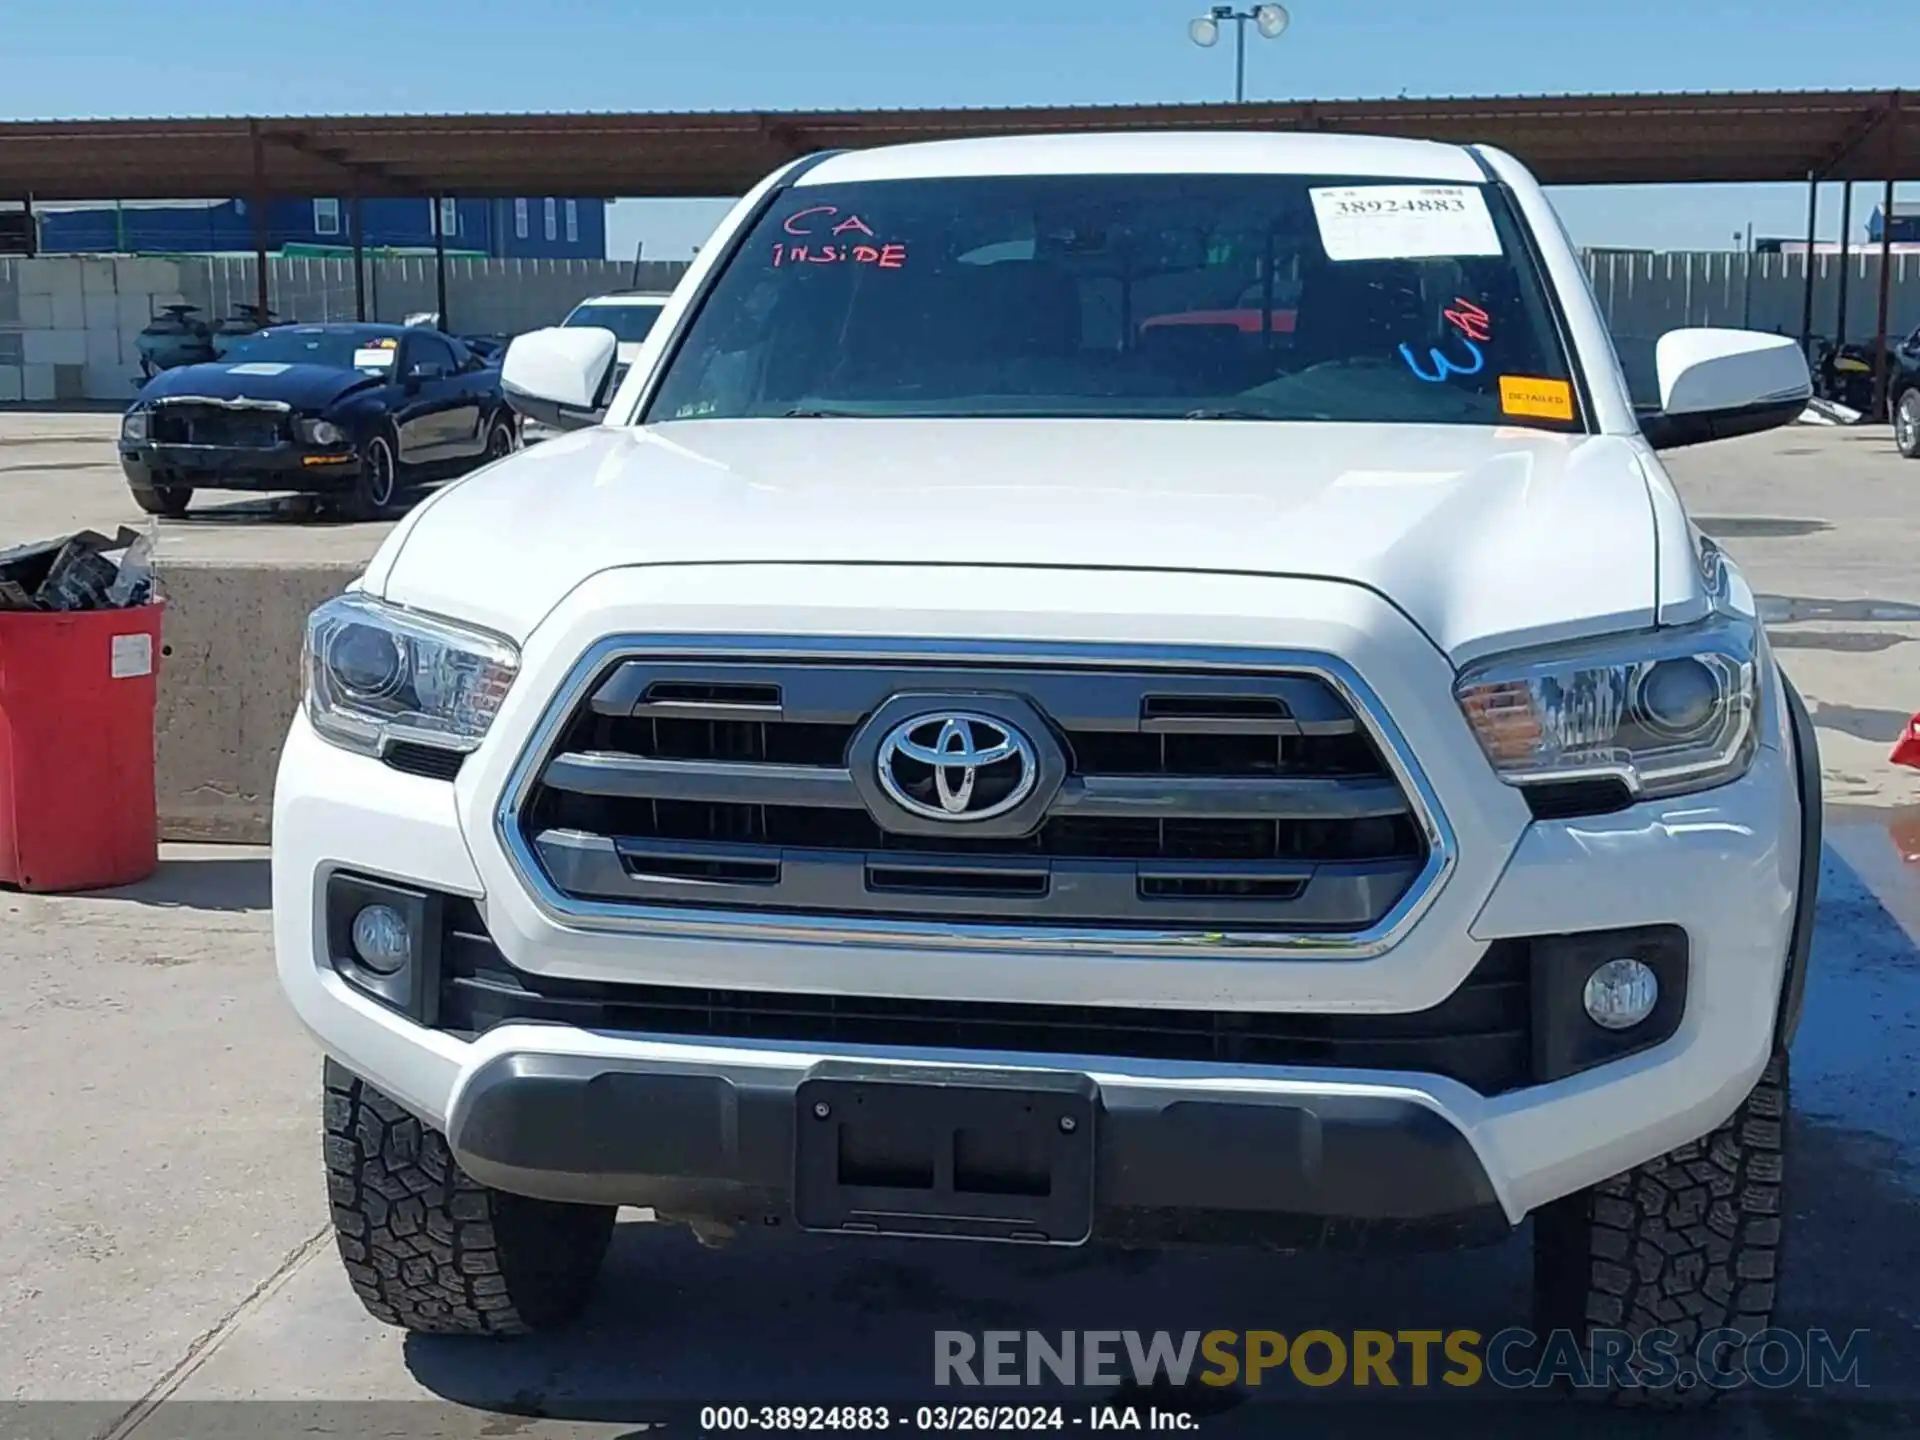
xmin=1533 ymin=1054 xmax=1787 ymax=1408
xmin=321 ymin=1059 xmax=615 ymax=1336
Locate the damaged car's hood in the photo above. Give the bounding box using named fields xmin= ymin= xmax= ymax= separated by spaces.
xmin=138 ymin=361 xmax=380 ymax=411
xmin=374 ymin=419 xmax=1663 ymax=660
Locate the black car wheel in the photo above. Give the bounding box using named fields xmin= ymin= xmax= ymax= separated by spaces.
xmin=483 ymin=414 xmax=518 ymax=463
xmin=1896 ymin=390 xmax=1920 ymax=459
xmin=343 ymin=432 xmax=405 ymax=522
xmin=129 ymin=479 xmax=192 ymax=518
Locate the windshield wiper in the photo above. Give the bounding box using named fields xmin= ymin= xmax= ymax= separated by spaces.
xmin=782 ymin=407 xmax=873 ymax=418
xmin=1181 ymin=407 xmax=1279 ymax=421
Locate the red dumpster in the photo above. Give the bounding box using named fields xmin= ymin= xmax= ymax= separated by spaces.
xmin=1893 ymin=711 xmax=1920 ymax=770
xmin=0 ymin=601 xmax=165 ymax=892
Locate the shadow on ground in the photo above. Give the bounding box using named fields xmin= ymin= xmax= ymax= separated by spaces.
xmin=87 ymin=851 xmax=270 ymax=911
xmin=163 ymin=488 xmax=442 ymax=528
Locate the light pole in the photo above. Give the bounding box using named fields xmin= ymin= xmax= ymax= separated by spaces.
xmin=1188 ymin=5 xmax=1290 ymax=103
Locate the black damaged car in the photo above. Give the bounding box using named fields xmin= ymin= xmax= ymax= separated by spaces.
xmin=117 ymin=323 xmax=519 ymax=521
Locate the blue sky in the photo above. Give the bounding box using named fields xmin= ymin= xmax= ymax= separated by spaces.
xmin=1 ymin=0 xmax=1912 ymax=258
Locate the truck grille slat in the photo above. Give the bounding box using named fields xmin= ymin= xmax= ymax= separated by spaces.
xmin=532 ymin=829 xmax=1418 ymax=926
xmin=541 ymin=750 xmax=1409 ymax=823
xmin=517 ymin=655 xmax=1431 ymax=933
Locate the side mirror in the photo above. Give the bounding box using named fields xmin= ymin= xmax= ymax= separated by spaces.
xmin=403 ymin=360 xmax=448 ymax=391
xmin=1640 ymin=329 xmax=1811 ymax=451
xmin=502 ymin=326 xmax=619 ymax=432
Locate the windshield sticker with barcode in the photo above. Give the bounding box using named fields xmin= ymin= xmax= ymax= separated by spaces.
xmin=352 ymin=348 xmax=397 ymax=370
xmin=1309 ymin=185 xmax=1502 ymax=262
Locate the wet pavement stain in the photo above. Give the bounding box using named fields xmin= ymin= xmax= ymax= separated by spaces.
xmin=1798 ymin=836 xmax=1920 ymax=1173
xmin=1768 ymin=630 xmax=1914 ymax=654
xmin=1696 ymin=517 xmax=1835 ymax=539
xmin=1808 ymin=701 xmax=1917 ymax=744
xmin=1759 ymin=596 xmax=1920 ymax=625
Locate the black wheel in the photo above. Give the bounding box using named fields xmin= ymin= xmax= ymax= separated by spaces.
xmin=342 ymin=432 xmax=405 ymax=521
xmin=321 ymin=1059 xmax=616 ymax=1336
xmin=128 ymin=479 xmax=192 ymax=518
xmin=1895 ymin=390 xmax=1920 ymax=458
xmin=482 ymin=412 xmax=518 ymax=463
xmin=1531 ymin=1054 xmax=1787 ymax=1407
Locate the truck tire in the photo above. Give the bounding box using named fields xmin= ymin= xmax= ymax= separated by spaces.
xmin=321 ymin=1059 xmax=616 ymax=1336
xmin=1531 ymin=1054 xmax=1787 ymax=1407
xmin=129 ymin=480 xmax=192 ymax=517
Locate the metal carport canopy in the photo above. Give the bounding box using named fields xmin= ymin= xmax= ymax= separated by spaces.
xmin=0 ymin=88 xmax=1911 ymax=200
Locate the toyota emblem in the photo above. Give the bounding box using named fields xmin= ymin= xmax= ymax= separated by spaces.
xmin=875 ymin=712 xmax=1039 ymax=822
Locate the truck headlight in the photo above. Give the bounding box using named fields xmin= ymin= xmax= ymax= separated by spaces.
xmin=303 ymin=594 xmax=518 ymax=757
xmin=121 ymin=408 xmax=150 ymax=442
xmin=1454 ymin=613 xmax=1759 ymax=800
xmin=298 ymin=417 xmax=348 ymax=446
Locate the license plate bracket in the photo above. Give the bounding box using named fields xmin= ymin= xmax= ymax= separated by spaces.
xmin=794 ymin=1065 xmax=1097 ymax=1244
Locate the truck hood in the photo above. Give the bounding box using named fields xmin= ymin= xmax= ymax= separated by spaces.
xmin=376 ymin=419 xmax=1661 ymax=662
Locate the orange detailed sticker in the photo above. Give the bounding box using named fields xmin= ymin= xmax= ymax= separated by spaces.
xmin=1500 ymin=375 xmax=1574 ymax=421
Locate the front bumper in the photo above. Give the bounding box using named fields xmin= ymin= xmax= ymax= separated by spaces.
xmin=449 ymin=1045 xmax=1509 ymax=1248
xmin=121 ymin=441 xmax=360 ymax=491
xmin=272 ymin=565 xmax=1803 ymax=1235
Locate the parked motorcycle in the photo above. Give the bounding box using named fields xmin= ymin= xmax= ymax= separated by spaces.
xmin=210 ymin=303 xmax=279 ymax=359
xmin=133 ymin=304 xmax=216 ymax=379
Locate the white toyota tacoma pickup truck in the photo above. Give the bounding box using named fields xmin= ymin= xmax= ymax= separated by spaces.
xmin=275 ymin=132 xmax=1820 ymax=1399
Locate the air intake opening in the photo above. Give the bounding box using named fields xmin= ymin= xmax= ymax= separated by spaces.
xmin=868 ymin=865 xmax=1050 ymax=898
xmin=1140 ymin=874 xmax=1307 ymax=901
xmin=622 ymin=850 xmax=780 ymax=885
xmin=640 ymin=680 xmax=782 ymax=710
xmin=1143 ymin=694 xmax=1290 ymax=721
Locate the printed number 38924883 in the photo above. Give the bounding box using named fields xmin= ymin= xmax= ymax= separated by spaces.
xmin=1329 ymin=196 xmax=1468 ymax=217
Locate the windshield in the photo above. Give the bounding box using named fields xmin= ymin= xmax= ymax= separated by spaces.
xmin=222 ymin=328 xmax=398 ymax=374
xmin=566 ymin=303 xmax=665 ymax=344
xmin=646 ymin=174 xmax=1582 ymax=430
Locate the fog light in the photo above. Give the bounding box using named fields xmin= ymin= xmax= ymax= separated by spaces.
xmin=350 ymin=904 xmax=411 ymax=975
xmin=1583 ymin=957 xmax=1659 ymax=1031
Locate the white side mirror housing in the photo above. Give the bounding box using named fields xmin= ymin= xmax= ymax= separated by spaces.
xmin=1644 ymin=328 xmax=1811 ymax=450
xmin=502 ymin=326 xmax=619 ymax=432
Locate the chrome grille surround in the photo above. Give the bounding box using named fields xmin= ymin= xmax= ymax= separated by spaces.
xmin=494 ymin=636 xmax=1456 ymax=959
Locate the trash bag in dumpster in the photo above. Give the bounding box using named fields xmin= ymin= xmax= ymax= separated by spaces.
xmin=0 ymin=526 xmax=154 ymax=613
xmin=0 ymin=528 xmax=166 ymax=892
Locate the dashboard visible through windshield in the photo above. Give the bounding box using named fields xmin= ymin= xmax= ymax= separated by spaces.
xmin=644 ymin=172 xmax=1584 ymax=431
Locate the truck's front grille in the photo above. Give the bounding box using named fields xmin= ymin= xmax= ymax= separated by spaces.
xmin=439 ymin=903 xmax=1532 ymax=1096
xmin=512 ymin=650 xmax=1437 ymax=935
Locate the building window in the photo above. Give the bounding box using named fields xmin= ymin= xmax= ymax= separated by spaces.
xmin=437 ymin=197 xmax=458 ymax=238
xmin=564 ymin=199 xmax=579 ymax=244
xmin=544 ymin=197 xmax=557 ymax=241
xmin=514 ymin=198 xmax=529 ymax=239
xmin=312 ymin=198 xmax=341 ymax=236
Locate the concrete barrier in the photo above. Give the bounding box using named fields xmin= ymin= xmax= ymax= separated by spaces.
xmin=154 ymin=559 xmax=358 ymax=843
